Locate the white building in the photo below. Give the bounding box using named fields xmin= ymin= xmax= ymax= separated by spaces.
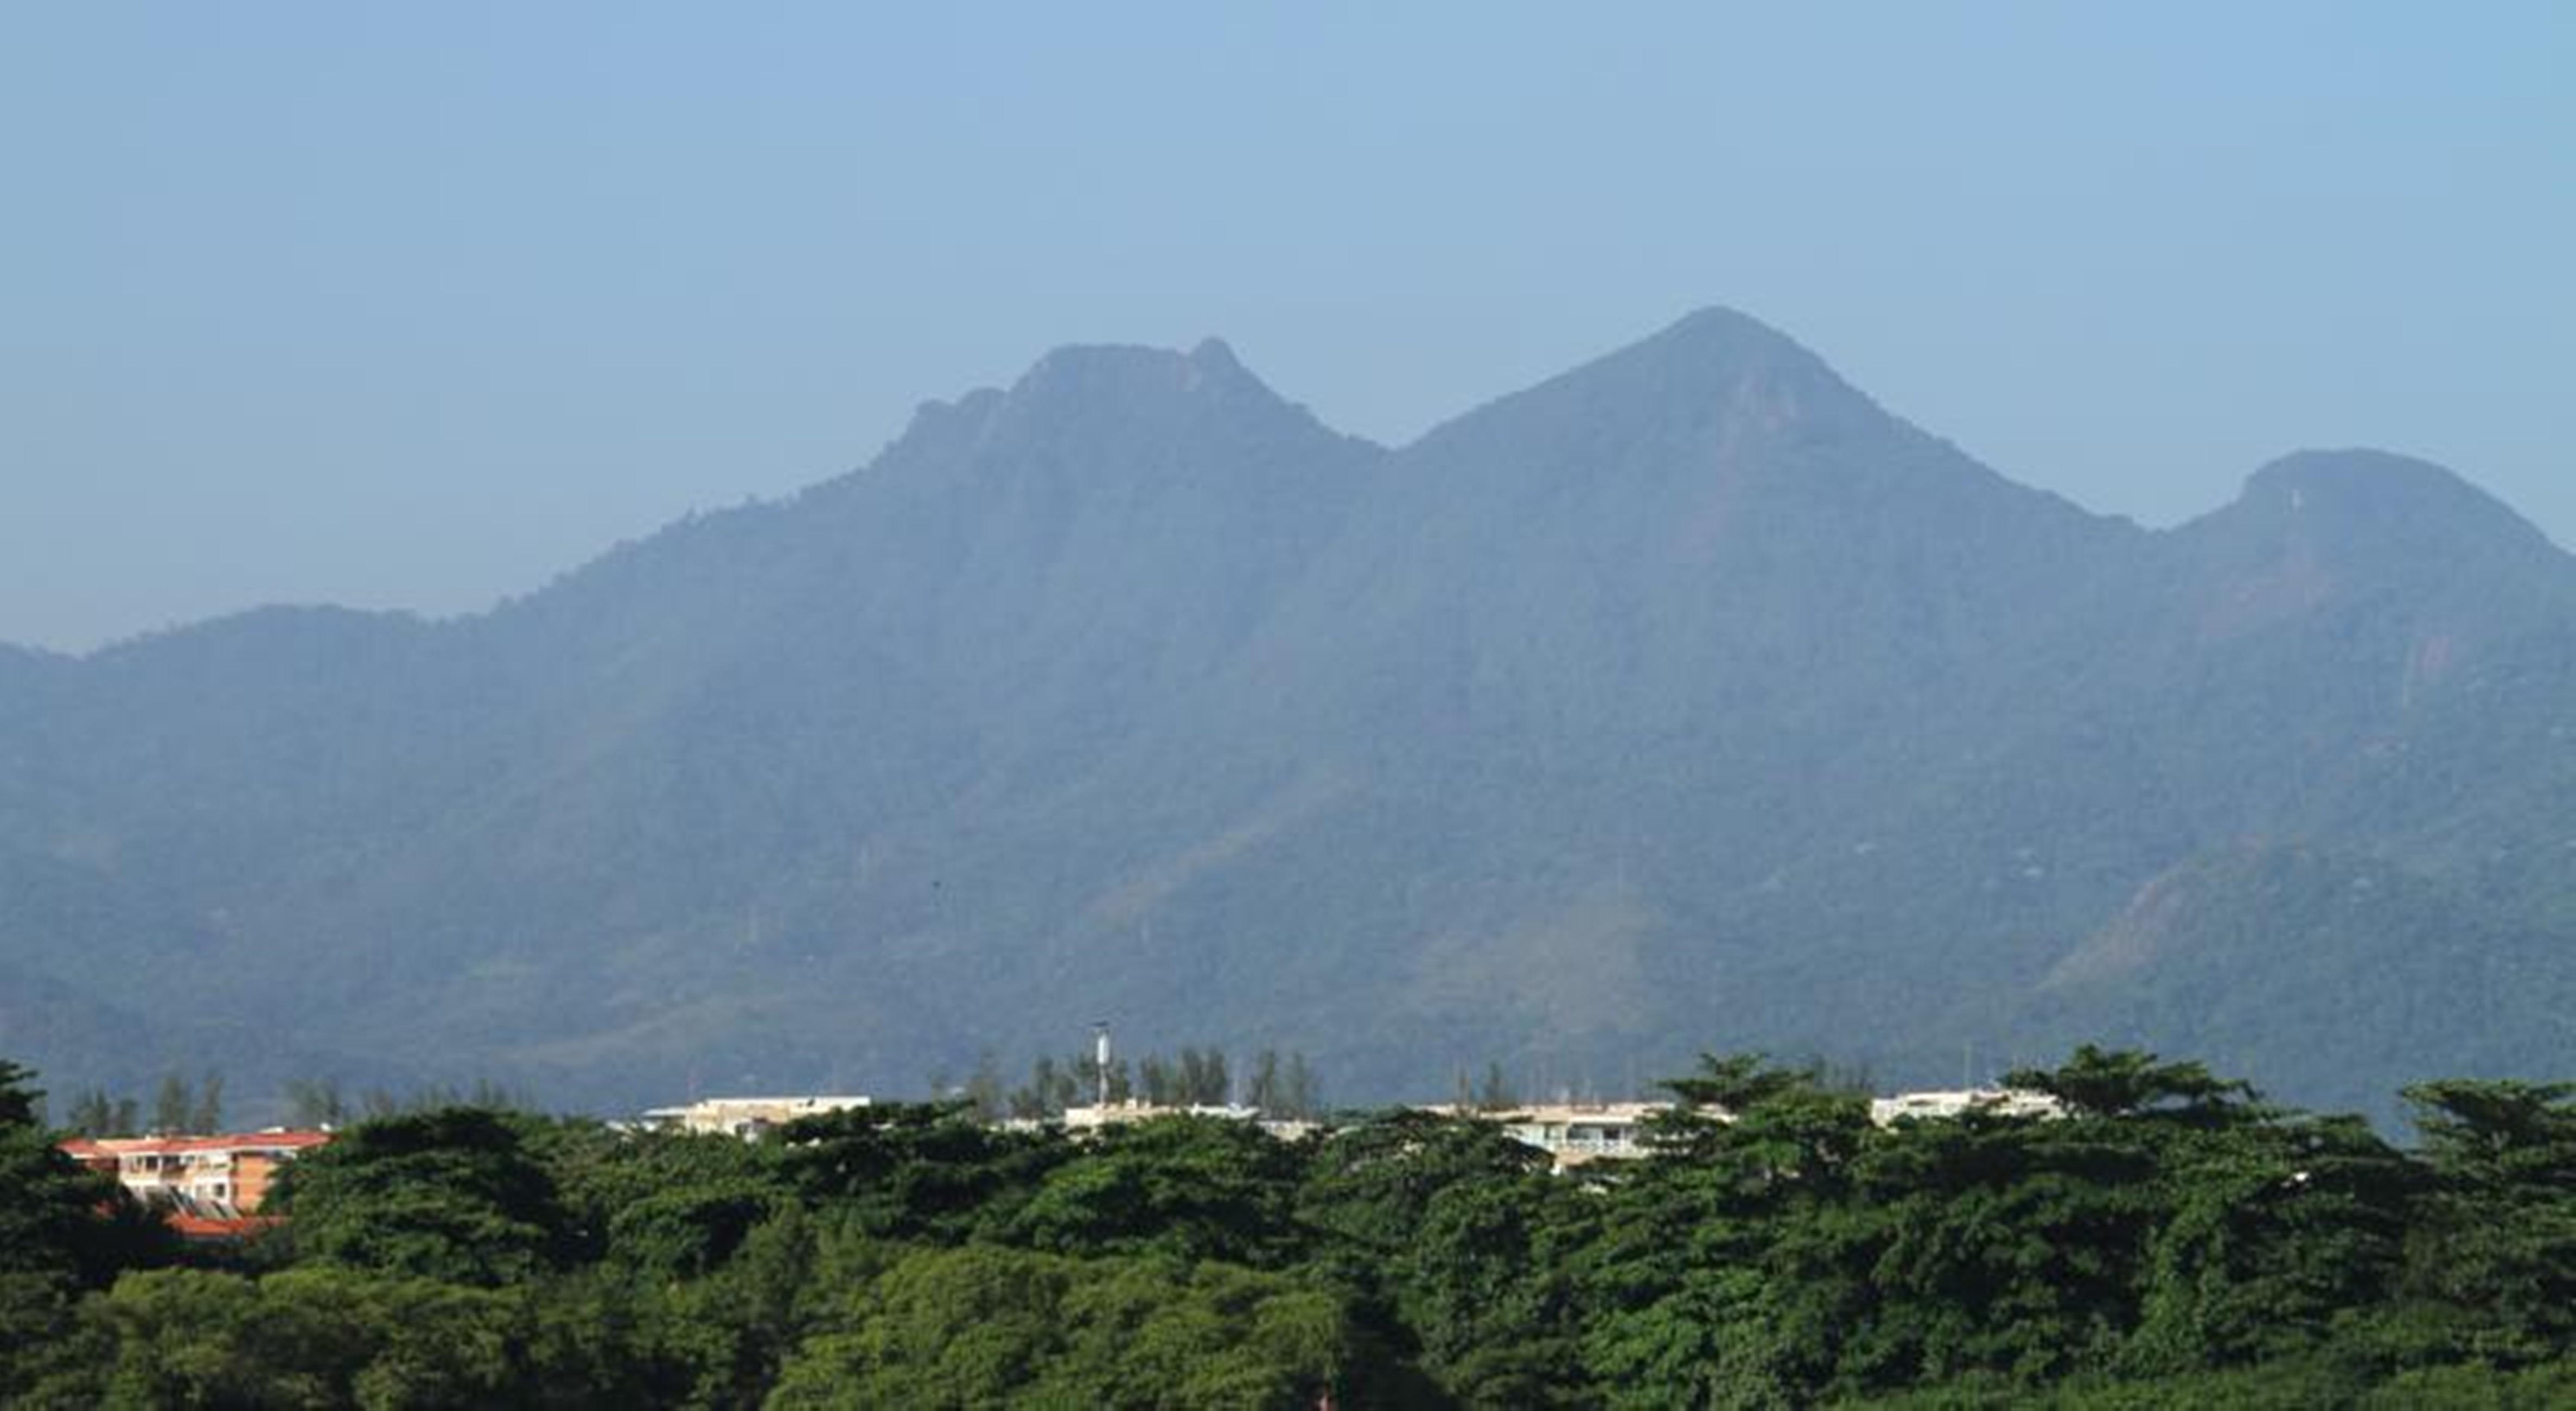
xmin=1057 ymin=1099 xmax=1261 ymax=1133
xmin=1869 ymin=1088 xmax=2061 ymax=1125
xmin=1427 ymin=1086 xmax=2060 ymax=1171
xmin=1423 ymin=1101 xmax=1668 ymax=1170
xmin=639 ymin=1095 xmax=872 ymax=1139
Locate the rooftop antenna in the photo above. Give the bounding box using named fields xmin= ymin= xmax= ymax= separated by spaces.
xmin=1093 ymin=1021 xmax=1112 ymax=1108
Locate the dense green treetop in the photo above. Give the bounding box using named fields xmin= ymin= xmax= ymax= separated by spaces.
xmin=269 ymin=1107 xmax=574 ymax=1287
xmin=4 ymin=1048 xmax=2573 ymax=1407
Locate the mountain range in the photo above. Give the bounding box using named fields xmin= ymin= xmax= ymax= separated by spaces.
xmin=5 ymin=308 xmax=2572 ymax=1124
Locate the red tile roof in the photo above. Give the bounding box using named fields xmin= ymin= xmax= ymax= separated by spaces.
xmin=59 ymin=1130 xmax=333 ymax=1158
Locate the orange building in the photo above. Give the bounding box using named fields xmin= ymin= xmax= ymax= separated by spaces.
xmin=61 ymin=1130 xmax=332 ymax=1224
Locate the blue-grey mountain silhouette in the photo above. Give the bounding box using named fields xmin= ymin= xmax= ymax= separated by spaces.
xmin=4 ymin=310 xmax=2570 ymax=1123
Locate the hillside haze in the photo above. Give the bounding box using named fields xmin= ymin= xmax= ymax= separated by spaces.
xmin=5 ymin=309 xmax=2572 ymax=1123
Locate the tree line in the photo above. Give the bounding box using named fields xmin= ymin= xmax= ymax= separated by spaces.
xmin=52 ymin=1071 xmax=538 ymax=1136
xmin=3 ymin=1046 xmax=2572 ymax=1407
xmin=54 ymin=1069 xmax=225 ymax=1139
xmin=944 ymin=1044 xmax=1325 ymax=1123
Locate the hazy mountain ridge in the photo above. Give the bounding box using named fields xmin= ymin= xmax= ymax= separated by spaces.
xmin=3 ymin=309 xmax=2570 ymax=1122
xmin=2018 ymin=842 xmax=2576 ymax=1114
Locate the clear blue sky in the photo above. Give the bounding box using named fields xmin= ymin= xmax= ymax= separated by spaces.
xmin=5 ymin=3 xmax=2569 ymax=652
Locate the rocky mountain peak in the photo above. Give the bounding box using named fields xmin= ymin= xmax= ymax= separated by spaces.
xmin=1400 ymin=304 xmax=1910 ymax=479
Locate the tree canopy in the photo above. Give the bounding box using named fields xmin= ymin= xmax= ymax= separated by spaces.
xmin=4 ymin=1047 xmax=2572 ymax=1406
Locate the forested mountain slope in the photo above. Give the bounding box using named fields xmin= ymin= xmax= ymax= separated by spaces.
xmin=4 ymin=310 xmax=2569 ymax=1121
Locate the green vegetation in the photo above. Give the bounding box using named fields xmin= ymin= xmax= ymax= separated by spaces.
xmin=3 ymin=1048 xmax=2571 ymax=1407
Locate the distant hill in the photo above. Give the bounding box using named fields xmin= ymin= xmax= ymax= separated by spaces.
xmin=4 ymin=309 xmax=2571 ymax=1124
